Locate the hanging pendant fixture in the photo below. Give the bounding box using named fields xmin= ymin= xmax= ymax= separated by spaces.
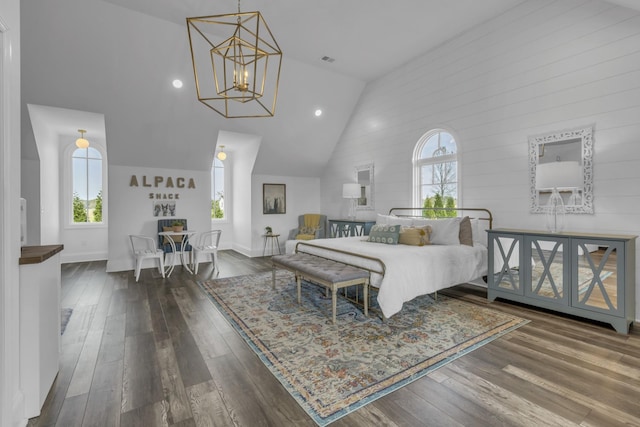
xmin=217 ymin=145 xmax=227 ymax=161
xmin=186 ymin=0 xmax=282 ymax=118
xmin=76 ymin=129 xmax=89 ymax=149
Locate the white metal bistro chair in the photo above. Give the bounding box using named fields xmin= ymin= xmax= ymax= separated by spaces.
xmin=129 ymin=234 xmax=165 ymax=282
xmin=191 ymin=230 xmax=222 ymax=275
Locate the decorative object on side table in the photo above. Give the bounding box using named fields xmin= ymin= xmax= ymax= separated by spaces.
xmin=535 ymin=161 xmax=582 ymax=233
xmin=265 ymin=226 xmax=273 ymax=235
xmin=172 ymin=220 xmax=184 ymax=232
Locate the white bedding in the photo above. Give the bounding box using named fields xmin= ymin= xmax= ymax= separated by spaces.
xmin=285 ymin=237 xmax=488 ymax=318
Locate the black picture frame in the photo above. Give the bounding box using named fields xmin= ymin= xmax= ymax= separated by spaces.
xmin=263 ymin=183 xmax=286 ymax=214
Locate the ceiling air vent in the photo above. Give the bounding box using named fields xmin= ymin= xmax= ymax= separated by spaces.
xmin=321 ymin=56 xmax=335 ymax=63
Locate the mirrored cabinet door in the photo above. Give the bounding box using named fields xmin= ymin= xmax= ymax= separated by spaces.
xmin=490 ymin=235 xmax=523 ymax=294
xmin=572 ymin=239 xmax=623 ymax=316
xmin=525 ymin=237 xmax=569 ymax=304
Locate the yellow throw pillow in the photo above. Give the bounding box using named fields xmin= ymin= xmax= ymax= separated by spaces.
xmin=162 ymin=226 xmax=183 ymax=245
xmin=399 ymin=226 xmax=432 ymax=246
xmin=296 ymin=234 xmax=316 ymax=240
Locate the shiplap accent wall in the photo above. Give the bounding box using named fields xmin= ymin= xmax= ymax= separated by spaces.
xmin=321 ymin=0 xmax=640 ymax=317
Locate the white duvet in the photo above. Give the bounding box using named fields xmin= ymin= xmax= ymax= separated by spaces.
xmin=286 ymin=237 xmax=488 ymax=318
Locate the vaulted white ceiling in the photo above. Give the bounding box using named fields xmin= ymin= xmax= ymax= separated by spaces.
xmin=101 ymin=0 xmax=524 ymax=82
xmin=21 ymin=0 xmax=640 ymax=176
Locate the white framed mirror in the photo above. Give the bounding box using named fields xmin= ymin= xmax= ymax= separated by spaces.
xmin=529 ymin=124 xmax=594 ymax=214
xmin=355 ymin=163 xmax=374 ymax=211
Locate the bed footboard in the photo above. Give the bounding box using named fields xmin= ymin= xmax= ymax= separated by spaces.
xmin=293 ymin=241 xmax=386 ymax=285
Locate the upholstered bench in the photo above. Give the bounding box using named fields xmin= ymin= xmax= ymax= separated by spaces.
xmin=271 ymin=253 xmax=369 ymax=323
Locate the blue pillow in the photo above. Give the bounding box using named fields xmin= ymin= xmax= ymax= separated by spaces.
xmin=367 ymin=224 xmax=401 ymax=245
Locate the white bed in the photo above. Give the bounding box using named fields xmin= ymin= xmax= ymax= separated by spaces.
xmin=285 ymin=208 xmax=494 ymax=318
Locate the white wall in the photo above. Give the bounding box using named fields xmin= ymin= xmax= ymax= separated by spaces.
xmin=105 ymin=164 xmax=319 ymax=269
xmin=38 ymin=130 xmax=59 ymax=245
xmin=21 ymin=158 xmax=40 ymax=246
xmin=106 ymin=165 xmax=211 ymax=273
xmin=228 ymin=134 xmax=261 ymax=256
xmin=251 ymin=175 xmax=321 ymax=256
xmin=322 ymin=0 xmax=640 ymax=318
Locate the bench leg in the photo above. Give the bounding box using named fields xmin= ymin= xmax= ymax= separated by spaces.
xmin=297 ymin=275 xmax=302 ymax=305
xmin=363 ymin=280 xmax=369 ymax=317
xmin=272 ymin=266 xmax=276 ymax=290
xmin=332 ymin=285 xmax=337 ymax=324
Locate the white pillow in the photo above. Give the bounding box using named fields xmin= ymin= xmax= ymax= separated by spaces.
xmin=412 ymin=217 xmax=461 ymax=245
xmin=471 ymin=219 xmax=488 ymax=247
xmin=376 ymin=213 xmax=413 ymax=227
xmin=394 ymin=216 xmax=414 ymax=227
xmin=376 ymin=213 xmax=393 ymax=225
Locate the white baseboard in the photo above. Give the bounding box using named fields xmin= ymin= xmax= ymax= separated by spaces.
xmin=60 ymin=251 xmax=107 ymax=264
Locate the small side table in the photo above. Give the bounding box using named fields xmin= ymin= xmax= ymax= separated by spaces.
xmin=262 ymin=233 xmax=282 ymax=256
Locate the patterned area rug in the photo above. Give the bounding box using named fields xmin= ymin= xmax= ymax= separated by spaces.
xmin=198 ymin=271 xmax=529 ymax=426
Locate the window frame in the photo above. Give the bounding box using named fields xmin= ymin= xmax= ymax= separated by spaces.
xmin=412 ymin=128 xmax=460 ymax=208
xmin=64 ymin=141 xmax=108 ymax=228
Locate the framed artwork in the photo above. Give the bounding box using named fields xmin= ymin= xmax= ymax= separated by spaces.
xmin=153 ymin=201 xmax=176 ymax=217
xmin=263 ymin=183 xmax=286 ymax=214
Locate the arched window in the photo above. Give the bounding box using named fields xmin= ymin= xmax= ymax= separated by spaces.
xmin=71 ymin=146 xmax=104 ymax=223
xmin=413 ymin=130 xmax=458 ymax=213
xmin=211 ymin=157 xmax=225 ymax=219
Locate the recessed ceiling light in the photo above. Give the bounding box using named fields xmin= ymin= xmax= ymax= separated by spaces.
xmin=172 ymin=79 xmax=183 ymax=89
xmin=315 ymin=109 xmax=322 ymax=117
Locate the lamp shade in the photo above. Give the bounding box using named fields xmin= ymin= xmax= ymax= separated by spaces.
xmin=536 ymin=161 xmax=582 ymax=189
xmin=342 ymin=183 xmax=361 ymax=199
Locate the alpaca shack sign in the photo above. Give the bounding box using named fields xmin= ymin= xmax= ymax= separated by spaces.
xmin=129 ymin=175 xmax=196 ymax=200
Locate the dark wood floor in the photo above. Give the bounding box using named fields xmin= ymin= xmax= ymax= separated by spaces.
xmin=28 ymin=250 xmax=640 ymax=426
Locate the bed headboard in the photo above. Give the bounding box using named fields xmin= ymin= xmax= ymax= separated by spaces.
xmin=388 ymin=207 xmax=493 ymax=229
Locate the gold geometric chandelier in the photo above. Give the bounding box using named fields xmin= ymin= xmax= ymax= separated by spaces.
xmin=186 ymin=0 xmax=282 ymax=118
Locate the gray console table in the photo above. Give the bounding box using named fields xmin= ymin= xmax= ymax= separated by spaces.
xmin=487 ymin=228 xmax=636 ymax=334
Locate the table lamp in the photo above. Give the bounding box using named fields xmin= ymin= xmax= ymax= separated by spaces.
xmin=342 ymin=183 xmax=361 ymax=221
xmin=536 ymin=161 xmax=582 ymax=232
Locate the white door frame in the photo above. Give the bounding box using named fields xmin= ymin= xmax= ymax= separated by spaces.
xmin=0 ymin=8 xmax=25 ymax=426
